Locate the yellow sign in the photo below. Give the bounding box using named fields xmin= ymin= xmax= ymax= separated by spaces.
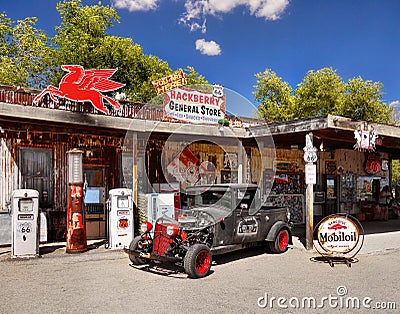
xmin=152 ymin=71 xmax=187 ymax=95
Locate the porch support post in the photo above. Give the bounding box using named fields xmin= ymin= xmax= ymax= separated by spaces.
xmin=304 ymin=132 xmax=317 ymax=250
xmin=237 ymin=140 xmax=243 ymax=184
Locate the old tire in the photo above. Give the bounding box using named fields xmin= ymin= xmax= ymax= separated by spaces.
xmin=129 ymin=236 xmax=146 ymax=265
xmin=184 ymin=244 xmax=212 ymax=278
xmin=269 ymin=229 xmax=290 ymax=254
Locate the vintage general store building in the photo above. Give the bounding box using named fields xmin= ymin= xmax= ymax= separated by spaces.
xmin=1 ymin=85 xmax=400 ymax=243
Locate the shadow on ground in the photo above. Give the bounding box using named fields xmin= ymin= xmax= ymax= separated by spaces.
xmin=39 ymin=239 xmax=108 ymax=255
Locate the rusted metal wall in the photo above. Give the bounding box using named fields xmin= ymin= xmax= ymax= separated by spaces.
xmin=0 ymin=128 xmax=123 ymax=205
xmin=53 ymin=138 xmax=69 ymax=212
xmin=0 ymin=138 xmax=18 ymax=212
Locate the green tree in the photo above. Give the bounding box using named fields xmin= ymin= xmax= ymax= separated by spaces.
xmin=254 ymin=67 xmax=394 ymax=124
xmin=294 ymin=68 xmax=345 ymax=118
xmin=335 ymin=77 xmax=393 ymax=124
xmin=52 ymin=0 xmax=207 ymax=103
xmin=93 ymin=35 xmax=172 ymax=103
xmin=183 ymin=66 xmax=208 ymax=86
xmin=52 ymin=0 xmax=121 ymax=82
xmin=253 ymin=69 xmax=295 ymax=122
xmin=392 ymin=160 xmax=400 ymax=193
xmin=0 ymin=13 xmax=53 ymax=88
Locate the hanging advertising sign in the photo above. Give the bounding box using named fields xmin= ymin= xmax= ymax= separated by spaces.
xmin=316 ymin=215 xmax=360 ymax=254
xmin=152 ymin=70 xmax=187 ymax=95
xmin=354 ymin=124 xmax=379 ymax=152
xmin=33 ymin=65 xmax=125 ymax=115
xmin=365 ymin=154 xmax=381 ymax=174
xmin=163 ymin=86 xmax=226 ymax=125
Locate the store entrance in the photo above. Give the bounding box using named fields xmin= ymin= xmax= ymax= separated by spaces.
xmin=83 ymin=167 xmax=106 ymax=239
xmin=323 ymin=175 xmax=338 ymax=216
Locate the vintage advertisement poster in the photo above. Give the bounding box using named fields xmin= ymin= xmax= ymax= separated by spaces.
xmin=163 ymin=86 xmax=226 ymax=125
xmin=167 ymin=147 xmax=206 ymax=185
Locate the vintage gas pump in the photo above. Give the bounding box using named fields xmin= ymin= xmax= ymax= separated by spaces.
xmin=146 ymin=193 xmax=175 ymax=225
xmin=66 ymin=149 xmax=87 ymax=253
xmin=11 ymin=189 xmax=39 ymax=258
xmin=107 ymin=188 xmax=134 ymax=249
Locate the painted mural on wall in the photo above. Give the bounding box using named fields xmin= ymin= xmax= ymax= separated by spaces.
xmin=33 ymin=65 xmax=125 ymax=114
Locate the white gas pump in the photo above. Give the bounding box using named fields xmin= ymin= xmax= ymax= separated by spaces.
xmin=146 ymin=193 xmax=175 ymax=226
xmin=107 ymin=188 xmax=134 ymax=249
xmin=11 ymin=189 xmax=39 ymax=258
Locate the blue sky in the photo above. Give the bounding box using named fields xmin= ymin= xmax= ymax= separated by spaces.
xmin=1 ymin=0 xmax=400 ymax=117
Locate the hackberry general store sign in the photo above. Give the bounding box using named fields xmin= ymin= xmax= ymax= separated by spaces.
xmin=163 ymin=86 xmax=226 ymax=125
xmin=317 ymin=215 xmax=360 ymax=254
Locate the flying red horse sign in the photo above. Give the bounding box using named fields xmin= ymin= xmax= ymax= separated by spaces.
xmin=34 ymin=65 xmax=125 ymax=114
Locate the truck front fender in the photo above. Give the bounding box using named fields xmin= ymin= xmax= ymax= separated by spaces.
xmin=265 ymin=221 xmax=293 ymax=244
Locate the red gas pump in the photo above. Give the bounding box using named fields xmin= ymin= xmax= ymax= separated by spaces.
xmin=66 ymin=149 xmax=87 ymax=253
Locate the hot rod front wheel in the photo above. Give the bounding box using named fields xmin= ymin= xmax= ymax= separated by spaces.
xmin=129 ymin=236 xmax=147 ymax=265
xmin=184 ymin=244 xmax=212 ymax=278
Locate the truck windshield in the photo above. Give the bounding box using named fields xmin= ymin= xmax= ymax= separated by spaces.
xmin=187 ymin=190 xmax=231 ymax=208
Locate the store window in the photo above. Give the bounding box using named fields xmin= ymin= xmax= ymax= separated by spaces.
xmin=19 ymin=148 xmax=53 ymax=207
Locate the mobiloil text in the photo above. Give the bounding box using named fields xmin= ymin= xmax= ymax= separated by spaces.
xmin=319 ymin=231 xmax=357 ymax=243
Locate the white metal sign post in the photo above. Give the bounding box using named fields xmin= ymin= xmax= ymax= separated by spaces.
xmin=304 ymin=133 xmax=317 ymax=250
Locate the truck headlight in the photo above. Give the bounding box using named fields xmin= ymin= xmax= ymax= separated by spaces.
xmin=166 ymin=224 xmax=179 ymax=236
xmin=141 ymin=221 xmax=153 ymax=233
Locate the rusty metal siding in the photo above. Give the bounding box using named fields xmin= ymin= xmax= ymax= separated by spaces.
xmin=0 ymin=138 xmax=18 ymax=211
xmin=19 ymin=148 xmax=53 ymax=206
xmin=53 ymin=139 xmax=68 ymax=212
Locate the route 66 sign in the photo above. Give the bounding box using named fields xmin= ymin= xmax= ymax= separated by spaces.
xmin=303 ymin=133 xmax=318 ymax=163
xmin=212 ymin=84 xmax=224 ymax=98
xmin=304 ymin=150 xmax=318 ymax=163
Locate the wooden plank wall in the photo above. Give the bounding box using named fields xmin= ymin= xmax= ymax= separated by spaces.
xmin=162 ymin=141 xmax=238 ymax=184
xmin=0 ymin=139 xmax=17 ymax=211
xmin=332 ymin=149 xmax=389 ymax=178
xmin=0 ymin=129 xmax=124 ymax=213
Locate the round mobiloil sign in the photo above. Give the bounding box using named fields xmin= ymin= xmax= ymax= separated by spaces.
xmin=317 ymin=215 xmax=360 ymax=254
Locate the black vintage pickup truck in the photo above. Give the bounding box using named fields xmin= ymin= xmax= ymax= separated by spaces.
xmin=126 ymin=184 xmax=292 ymax=278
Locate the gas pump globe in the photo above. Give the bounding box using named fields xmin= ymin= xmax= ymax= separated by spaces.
xmin=68 ymin=150 xmax=83 ymax=184
xmin=66 ymin=149 xmax=87 ymax=253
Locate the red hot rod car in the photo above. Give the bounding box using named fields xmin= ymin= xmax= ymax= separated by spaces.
xmin=125 ymin=184 xmax=292 ymax=278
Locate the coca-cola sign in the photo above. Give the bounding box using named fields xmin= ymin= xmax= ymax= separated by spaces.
xmin=317 ymin=215 xmax=360 ymax=254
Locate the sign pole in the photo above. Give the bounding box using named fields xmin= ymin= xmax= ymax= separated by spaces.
xmin=304 ymin=133 xmax=317 ymax=250
xmin=306 ymin=181 xmax=314 ymax=250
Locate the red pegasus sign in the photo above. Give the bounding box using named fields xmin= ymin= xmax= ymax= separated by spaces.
xmin=328 ymin=223 xmax=348 ymax=230
xmin=34 ymin=65 xmax=125 ymax=114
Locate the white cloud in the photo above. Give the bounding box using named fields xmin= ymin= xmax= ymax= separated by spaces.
xmin=180 ymin=0 xmax=289 ymax=32
xmin=112 ymin=0 xmax=158 ymax=12
xmin=195 ymin=39 xmax=222 ymax=56
xmin=113 ymin=1 xmax=290 ymax=54
xmin=114 ymin=1 xmax=290 ymax=30
xmin=390 ymin=100 xmax=400 ymax=107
